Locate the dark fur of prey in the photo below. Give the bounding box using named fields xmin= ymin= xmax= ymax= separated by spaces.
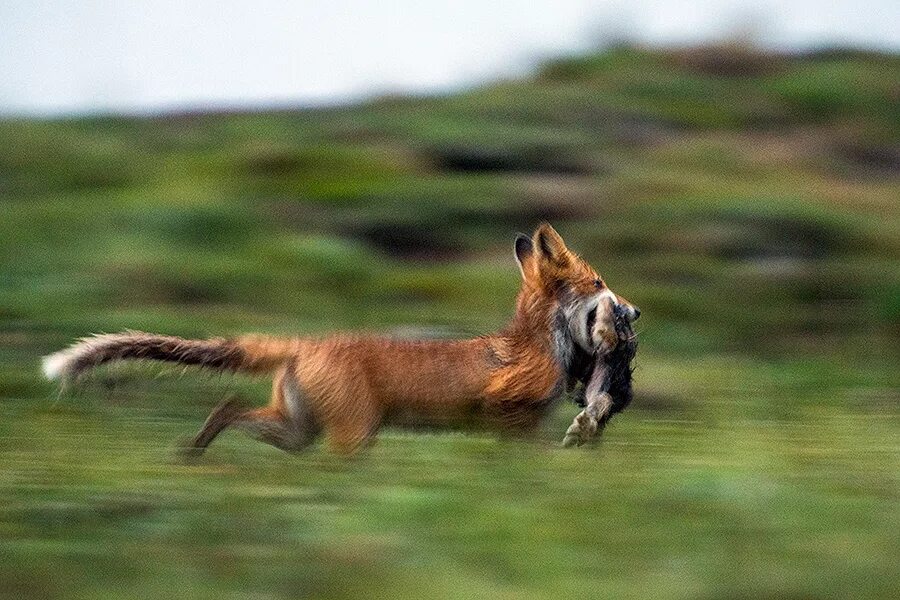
xmin=570 ymin=304 xmax=637 ymax=417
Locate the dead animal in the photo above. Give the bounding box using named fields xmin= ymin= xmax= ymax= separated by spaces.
xmin=562 ymin=304 xmax=637 ymax=447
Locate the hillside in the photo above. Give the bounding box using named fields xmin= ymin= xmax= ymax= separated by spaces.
xmin=0 ymin=45 xmax=898 ymax=599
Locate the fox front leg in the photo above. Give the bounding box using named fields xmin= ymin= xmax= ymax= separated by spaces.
xmin=562 ymin=391 xmax=613 ymax=447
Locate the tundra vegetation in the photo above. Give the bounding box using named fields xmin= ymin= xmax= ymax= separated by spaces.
xmin=0 ymin=46 xmax=898 ymax=599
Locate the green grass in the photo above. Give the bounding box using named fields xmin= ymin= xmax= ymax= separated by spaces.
xmin=0 ymin=45 xmax=898 ymax=598
xmin=1 ymin=383 xmax=896 ymax=599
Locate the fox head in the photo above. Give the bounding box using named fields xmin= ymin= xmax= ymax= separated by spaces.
xmin=514 ymin=223 xmax=640 ymax=357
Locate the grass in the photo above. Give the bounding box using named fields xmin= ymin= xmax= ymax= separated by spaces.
xmin=1 ymin=386 xmax=896 ymax=599
xmin=0 ymin=44 xmax=898 ymax=598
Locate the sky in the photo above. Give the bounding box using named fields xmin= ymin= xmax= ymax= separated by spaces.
xmin=1 ymin=0 xmax=898 ymax=116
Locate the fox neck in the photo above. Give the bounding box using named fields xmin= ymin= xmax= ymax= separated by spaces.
xmin=503 ymin=284 xmax=578 ymax=374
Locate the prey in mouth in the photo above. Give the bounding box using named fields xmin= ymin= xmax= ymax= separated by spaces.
xmin=562 ymin=303 xmax=638 ymax=447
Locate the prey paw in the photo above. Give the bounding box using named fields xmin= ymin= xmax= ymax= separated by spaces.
xmin=561 ymin=412 xmax=598 ymax=447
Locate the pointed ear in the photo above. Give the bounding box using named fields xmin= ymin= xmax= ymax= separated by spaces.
xmin=533 ymin=223 xmax=569 ymax=266
xmin=514 ymin=233 xmax=534 ymax=279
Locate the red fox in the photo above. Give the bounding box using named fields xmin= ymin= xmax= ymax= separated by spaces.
xmin=42 ymin=224 xmax=639 ymax=455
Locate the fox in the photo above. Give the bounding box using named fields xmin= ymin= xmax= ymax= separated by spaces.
xmin=41 ymin=224 xmax=640 ymax=456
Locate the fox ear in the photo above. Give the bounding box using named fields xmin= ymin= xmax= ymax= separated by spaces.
xmin=514 ymin=233 xmax=534 ymax=279
xmin=533 ymin=223 xmax=569 ymax=266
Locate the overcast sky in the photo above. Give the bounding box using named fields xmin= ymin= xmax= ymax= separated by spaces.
xmin=1 ymin=0 xmax=898 ymax=116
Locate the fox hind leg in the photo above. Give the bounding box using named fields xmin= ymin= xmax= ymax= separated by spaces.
xmin=235 ymin=405 xmax=318 ymax=453
xmin=181 ymin=372 xmax=321 ymax=459
xmin=180 ymin=395 xmax=246 ymax=460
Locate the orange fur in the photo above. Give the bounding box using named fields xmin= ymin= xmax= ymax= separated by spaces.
xmin=43 ymin=224 xmax=638 ymax=455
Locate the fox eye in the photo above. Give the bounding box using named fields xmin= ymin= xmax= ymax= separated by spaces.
xmin=593 ymin=279 xmax=604 ymax=289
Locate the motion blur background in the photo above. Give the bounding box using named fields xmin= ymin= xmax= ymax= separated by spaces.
xmin=1 ymin=2 xmax=898 ymax=599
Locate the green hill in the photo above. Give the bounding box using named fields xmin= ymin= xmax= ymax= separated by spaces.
xmin=0 ymin=46 xmax=898 ymax=599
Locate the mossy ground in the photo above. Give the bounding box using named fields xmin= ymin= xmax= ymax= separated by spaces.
xmin=1 ymin=46 xmax=898 ymax=599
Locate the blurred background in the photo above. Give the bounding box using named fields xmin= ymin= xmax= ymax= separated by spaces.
xmin=1 ymin=2 xmax=898 ymax=599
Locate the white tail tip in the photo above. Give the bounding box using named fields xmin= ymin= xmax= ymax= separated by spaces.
xmin=41 ymin=350 xmax=73 ymax=381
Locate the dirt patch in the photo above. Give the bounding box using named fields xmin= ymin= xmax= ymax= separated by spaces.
xmin=245 ymin=149 xmax=310 ymax=177
xmin=428 ymin=144 xmax=593 ymax=176
xmin=343 ymin=185 xmax=595 ymax=261
xmin=348 ymin=222 xmax=462 ymax=261
xmin=710 ymin=213 xmax=852 ymax=261
xmin=833 ymin=142 xmax=900 ymax=179
xmin=668 ymin=45 xmax=787 ymax=78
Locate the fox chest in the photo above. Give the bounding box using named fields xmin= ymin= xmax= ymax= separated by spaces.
xmin=484 ymin=355 xmax=566 ymax=406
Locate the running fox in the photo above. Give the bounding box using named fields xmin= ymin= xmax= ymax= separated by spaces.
xmin=42 ymin=224 xmax=639 ymax=455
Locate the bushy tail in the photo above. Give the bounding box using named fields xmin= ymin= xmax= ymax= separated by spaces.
xmin=41 ymin=331 xmax=300 ymax=383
